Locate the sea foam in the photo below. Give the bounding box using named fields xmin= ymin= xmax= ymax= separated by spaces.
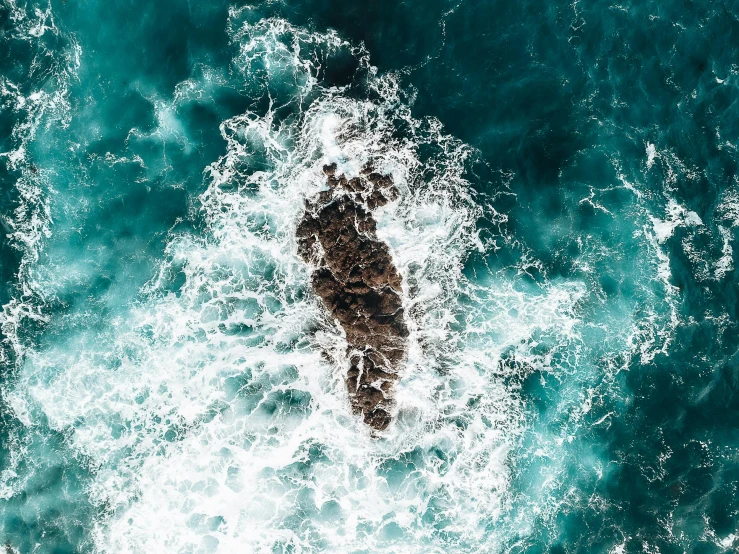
xmin=1 ymin=10 xmax=687 ymax=554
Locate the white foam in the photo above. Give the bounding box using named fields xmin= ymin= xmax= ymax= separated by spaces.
xmin=0 ymin=17 xmax=534 ymax=553
xmin=650 ymin=198 xmax=702 ymax=244
xmin=0 ymin=13 xmax=689 ymax=554
xmin=646 ymin=142 xmax=657 ymax=169
xmin=714 ymin=225 xmax=734 ymax=279
xmin=717 ymin=185 xmax=739 ymax=228
xmin=0 ymin=3 xmax=80 ymax=367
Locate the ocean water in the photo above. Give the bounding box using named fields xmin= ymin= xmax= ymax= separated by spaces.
xmin=1 ymin=0 xmax=739 ymax=552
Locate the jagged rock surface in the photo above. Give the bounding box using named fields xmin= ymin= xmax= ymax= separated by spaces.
xmin=297 ymin=163 xmax=407 ymax=430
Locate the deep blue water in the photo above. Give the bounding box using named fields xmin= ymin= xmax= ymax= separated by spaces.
xmin=2 ymin=0 xmax=739 ymax=552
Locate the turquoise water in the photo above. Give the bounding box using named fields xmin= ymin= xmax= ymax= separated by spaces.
xmin=1 ymin=0 xmax=739 ymax=552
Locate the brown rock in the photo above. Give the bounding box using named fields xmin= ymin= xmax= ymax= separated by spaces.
xmin=297 ymin=165 xmax=406 ymax=430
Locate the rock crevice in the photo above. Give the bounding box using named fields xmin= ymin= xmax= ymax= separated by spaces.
xmin=297 ymin=163 xmax=407 ymax=430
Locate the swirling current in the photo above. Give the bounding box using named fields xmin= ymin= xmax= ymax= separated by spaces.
xmin=1 ymin=1 xmax=739 ymax=552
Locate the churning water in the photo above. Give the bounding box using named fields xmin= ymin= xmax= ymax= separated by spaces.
xmin=1 ymin=1 xmax=739 ymax=552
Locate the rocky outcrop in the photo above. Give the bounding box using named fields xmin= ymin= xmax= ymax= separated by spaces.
xmin=297 ymin=163 xmax=407 ymax=431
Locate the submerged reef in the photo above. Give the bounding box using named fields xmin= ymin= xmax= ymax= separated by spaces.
xmin=297 ymin=163 xmax=408 ymax=430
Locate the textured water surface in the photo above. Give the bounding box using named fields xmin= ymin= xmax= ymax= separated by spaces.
xmin=1 ymin=0 xmax=739 ymax=552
